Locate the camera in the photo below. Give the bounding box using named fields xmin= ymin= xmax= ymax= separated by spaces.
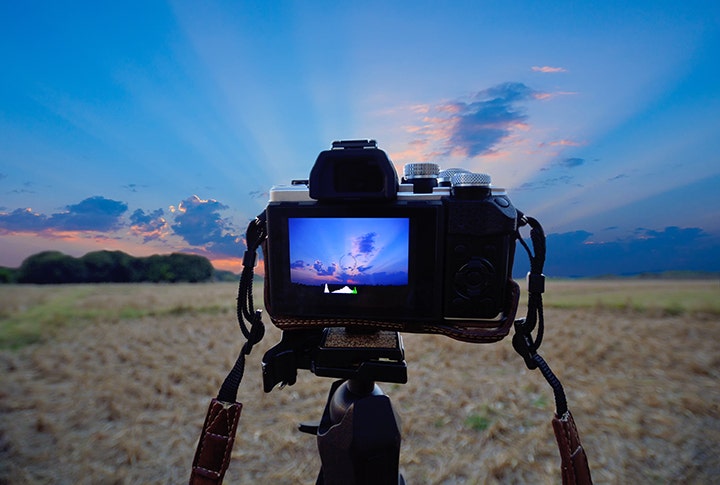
xmin=193 ymin=142 xmax=589 ymax=485
xmin=262 ymin=140 xmax=520 ymax=342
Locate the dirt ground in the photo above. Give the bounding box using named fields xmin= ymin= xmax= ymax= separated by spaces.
xmin=1 ymin=284 xmax=719 ymax=484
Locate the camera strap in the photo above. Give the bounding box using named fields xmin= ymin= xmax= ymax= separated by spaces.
xmin=513 ymin=214 xmax=593 ymax=484
xmin=189 ymin=214 xmax=268 ymax=485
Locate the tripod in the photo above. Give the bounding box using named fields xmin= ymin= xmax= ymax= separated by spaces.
xmin=262 ymin=327 xmax=408 ymax=485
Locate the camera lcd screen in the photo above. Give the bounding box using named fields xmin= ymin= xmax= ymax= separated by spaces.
xmin=288 ymin=217 xmax=409 ymax=291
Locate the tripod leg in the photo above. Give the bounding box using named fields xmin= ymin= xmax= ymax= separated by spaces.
xmin=316 ymin=380 xmax=403 ymax=485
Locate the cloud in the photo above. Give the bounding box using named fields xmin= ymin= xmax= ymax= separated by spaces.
xmin=0 ymin=196 xmax=128 ymax=233
xmin=1 ymin=193 xmax=251 ymax=268
xmin=532 ymin=66 xmax=568 ymax=73
xmin=10 ymin=187 xmax=36 ymax=195
xmin=5 ymin=181 xmax=38 ymax=195
xmin=290 ymin=256 xmax=406 ymax=285
xmin=517 ymin=175 xmax=577 ymax=190
xmin=170 ymin=195 xmax=242 ymax=258
xmin=0 ymin=208 xmax=50 ymax=233
xmin=48 ymin=197 xmax=128 ymax=231
xmin=290 ymin=259 xmax=339 ymax=278
xmin=312 ymin=260 xmax=337 ymax=276
xmin=129 ymin=208 xmax=168 ymax=242
xmin=123 ymin=183 xmax=148 ymax=193
xmin=1 ymin=193 xmax=245 ymax=262
xmin=540 ymin=139 xmax=584 ymax=148
xmin=514 ymin=226 xmax=720 ymax=277
xmin=249 ymin=190 xmax=269 ymax=200
xmin=405 ymin=82 xmax=542 ymax=159
xmin=559 ymin=157 xmax=586 ymax=168
xmin=539 ymin=156 xmax=590 ymax=173
xmin=530 ymin=91 xmax=578 ymax=101
xmin=352 ymin=232 xmax=377 ymax=255
xmin=607 ymin=173 xmax=629 ymax=182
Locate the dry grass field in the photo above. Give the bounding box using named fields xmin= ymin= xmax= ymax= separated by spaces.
xmin=1 ymin=280 xmax=719 ymax=484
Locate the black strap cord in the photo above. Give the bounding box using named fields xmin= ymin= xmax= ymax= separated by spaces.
xmin=217 ymin=212 xmax=268 ymax=404
xmin=513 ymin=213 xmax=568 ymax=416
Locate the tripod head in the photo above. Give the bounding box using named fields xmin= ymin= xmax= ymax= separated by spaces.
xmin=262 ymin=327 xmax=408 ymax=392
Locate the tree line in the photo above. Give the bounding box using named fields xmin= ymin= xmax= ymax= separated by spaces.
xmin=0 ymin=250 xmax=237 ymax=284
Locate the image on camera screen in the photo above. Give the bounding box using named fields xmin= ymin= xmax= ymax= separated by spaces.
xmin=288 ymin=217 xmax=410 ymax=290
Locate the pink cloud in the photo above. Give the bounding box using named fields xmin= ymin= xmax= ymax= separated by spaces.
xmin=534 ymin=91 xmax=578 ymax=101
xmin=400 ymin=83 xmax=539 ymax=159
xmin=541 ymin=139 xmax=585 ymax=147
xmin=532 ymin=66 xmax=568 ymax=73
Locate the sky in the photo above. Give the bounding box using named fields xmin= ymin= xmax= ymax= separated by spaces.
xmin=1 ymin=0 xmax=719 ymax=276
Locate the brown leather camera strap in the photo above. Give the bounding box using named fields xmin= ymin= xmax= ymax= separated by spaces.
xmin=189 ymin=399 xmax=242 ymax=485
xmin=514 ymin=215 xmax=592 ymax=484
xmin=190 ymin=219 xmax=266 ymax=484
xmin=513 ymin=351 xmax=593 ymax=484
xmin=553 ymin=410 xmax=593 ymax=485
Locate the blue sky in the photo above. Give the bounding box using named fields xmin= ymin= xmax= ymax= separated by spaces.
xmin=1 ymin=0 xmax=719 ymax=276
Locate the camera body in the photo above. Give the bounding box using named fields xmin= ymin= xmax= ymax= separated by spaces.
xmin=262 ymin=140 xmax=518 ymax=338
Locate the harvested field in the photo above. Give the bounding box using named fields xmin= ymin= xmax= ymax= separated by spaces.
xmin=1 ymin=281 xmax=719 ymax=484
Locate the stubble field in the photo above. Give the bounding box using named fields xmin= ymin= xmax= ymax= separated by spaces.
xmin=1 ymin=280 xmax=719 ymax=484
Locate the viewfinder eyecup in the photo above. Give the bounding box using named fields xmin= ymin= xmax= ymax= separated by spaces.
xmin=309 ymin=139 xmax=399 ymax=202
